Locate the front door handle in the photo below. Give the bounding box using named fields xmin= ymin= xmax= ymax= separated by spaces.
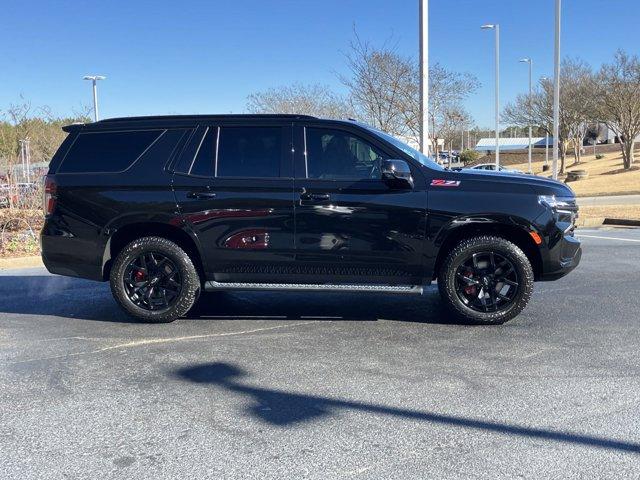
xmin=187 ymin=191 xmax=217 ymax=199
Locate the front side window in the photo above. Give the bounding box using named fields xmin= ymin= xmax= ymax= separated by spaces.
xmin=217 ymin=127 xmax=282 ymax=178
xmin=305 ymin=128 xmax=386 ymax=180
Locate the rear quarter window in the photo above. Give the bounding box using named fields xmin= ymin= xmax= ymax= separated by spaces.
xmin=58 ymin=130 xmax=162 ymax=173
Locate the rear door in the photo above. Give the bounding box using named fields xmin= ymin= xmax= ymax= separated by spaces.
xmin=292 ymin=122 xmax=428 ymax=284
xmin=172 ymin=122 xmax=295 ymax=282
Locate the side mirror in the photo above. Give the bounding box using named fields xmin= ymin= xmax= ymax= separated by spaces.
xmin=381 ymin=159 xmax=414 ymax=189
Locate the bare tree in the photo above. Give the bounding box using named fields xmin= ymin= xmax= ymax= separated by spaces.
xmin=339 ymin=32 xmax=415 ymax=135
xmin=246 ymin=84 xmax=352 ymax=119
xmin=503 ymin=58 xmax=593 ymax=173
xmin=592 ymin=50 xmax=640 ymax=169
xmin=339 ymin=33 xmax=479 ymax=157
xmin=424 ymin=64 xmax=479 ymax=157
xmin=0 ymin=100 xmax=33 ymax=208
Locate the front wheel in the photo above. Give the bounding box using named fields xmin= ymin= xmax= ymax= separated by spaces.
xmin=438 ymin=236 xmax=534 ymax=325
xmin=110 ymin=236 xmax=200 ymax=323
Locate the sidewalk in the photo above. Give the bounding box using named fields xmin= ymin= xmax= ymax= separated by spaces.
xmin=578 ymin=195 xmax=640 ymax=206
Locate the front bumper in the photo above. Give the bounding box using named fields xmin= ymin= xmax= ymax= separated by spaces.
xmin=539 ymin=232 xmax=582 ymax=281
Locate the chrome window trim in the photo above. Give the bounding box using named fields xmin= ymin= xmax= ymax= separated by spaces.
xmin=187 ymin=126 xmax=210 ymax=175
xmin=303 ymin=126 xmax=309 ymax=178
xmin=214 ymin=126 xmax=221 ymax=177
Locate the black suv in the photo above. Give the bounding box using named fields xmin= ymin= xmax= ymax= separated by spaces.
xmin=41 ymin=114 xmax=581 ymax=324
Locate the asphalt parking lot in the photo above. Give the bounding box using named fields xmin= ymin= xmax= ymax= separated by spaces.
xmin=1 ymin=228 xmax=639 ymax=479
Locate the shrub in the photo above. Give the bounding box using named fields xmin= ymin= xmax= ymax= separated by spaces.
xmin=459 ymin=149 xmax=481 ymax=165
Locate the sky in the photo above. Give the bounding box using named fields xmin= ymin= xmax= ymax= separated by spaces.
xmin=1 ymin=0 xmax=639 ymax=127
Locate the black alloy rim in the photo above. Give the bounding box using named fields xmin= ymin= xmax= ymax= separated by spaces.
xmin=124 ymin=252 xmax=182 ymax=311
xmin=454 ymin=251 xmax=519 ymax=313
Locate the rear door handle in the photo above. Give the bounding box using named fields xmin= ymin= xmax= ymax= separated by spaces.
xmin=187 ymin=191 xmax=217 ymax=199
xmin=300 ymin=192 xmax=330 ymax=201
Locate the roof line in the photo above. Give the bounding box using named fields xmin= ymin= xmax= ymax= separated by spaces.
xmin=97 ymin=114 xmax=318 ymax=123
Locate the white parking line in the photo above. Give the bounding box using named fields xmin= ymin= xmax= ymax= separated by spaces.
xmin=576 ymin=234 xmax=640 ymax=243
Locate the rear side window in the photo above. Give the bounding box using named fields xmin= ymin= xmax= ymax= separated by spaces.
xmin=217 ymin=127 xmax=282 ymax=178
xmin=186 ymin=127 xmax=218 ymax=177
xmin=58 ymin=130 xmax=162 ymax=173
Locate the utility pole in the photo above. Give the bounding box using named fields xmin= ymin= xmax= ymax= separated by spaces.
xmin=25 ymin=139 xmax=31 ymax=183
xmin=520 ymin=58 xmax=533 ymax=173
xmin=545 ymin=134 xmax=549 ymax=166
xmin=482 ymin=24 xmax=500 ymax=168
xmin=419 ymin=0 xmax=429 ymax=155
xmin=83 ymin=75 xmax=106 ymax=122
xmin=552 ymin=0 xmax=561 ymax=180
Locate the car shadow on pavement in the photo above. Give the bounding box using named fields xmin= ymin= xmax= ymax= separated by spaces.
xmin=187 ymin=290 xmax=469 ymax=325
xmin=173 ymin=362 xmax=640 ymax=455
xmin=0 ymin=274 xmax=133 ymax=323
xmin=0 ymin=275 xmax=471 ymax=325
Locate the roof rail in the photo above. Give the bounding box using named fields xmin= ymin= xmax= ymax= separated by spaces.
xmin=97 ymin=114 xmax=318 ymax=123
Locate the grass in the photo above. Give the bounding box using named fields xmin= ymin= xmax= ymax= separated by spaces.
xmin=510 ymin=150 xmax=640 ymax=197
xmin=579 ymin=205 xmax=640 ymax=221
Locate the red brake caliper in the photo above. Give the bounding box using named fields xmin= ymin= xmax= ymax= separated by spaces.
xmin=463 ymin=271 xmax=476 ymax=295
xmin=135 ymin=270 xmax=146 ymax=282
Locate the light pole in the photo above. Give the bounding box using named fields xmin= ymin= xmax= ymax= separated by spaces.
xmin=520 ymin=58 xmax=533 ymax=173
xmin=552 ymin=0 xmax=561 ymax=180
xmin=83 ymin=75 xmax=106 ymax=122
xmin=540 ymin=76 xmax=550 ymax=167
xmin=419 ymin=0 xmax=429 ymax=155
xmin=481 ymin=24 xmax=500 ymax=168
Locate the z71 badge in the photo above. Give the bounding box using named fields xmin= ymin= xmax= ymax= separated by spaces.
xmin=431 ymin=179 xmax=461 ymax=187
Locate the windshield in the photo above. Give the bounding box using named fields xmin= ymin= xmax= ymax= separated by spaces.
xmin=363 ymin=125 xmax=444 ymax=170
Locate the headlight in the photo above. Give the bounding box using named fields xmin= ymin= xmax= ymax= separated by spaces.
xmin=538 ymin=195 xmax=575 ymax=210
xmin=539 ymin=195 xmax=578 ymax=232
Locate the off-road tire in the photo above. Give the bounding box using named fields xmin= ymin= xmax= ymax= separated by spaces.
xmin=110 ymin=236 xmax=200 ymax=323
xmin=438 ymin=235 xmax=534 ymax=325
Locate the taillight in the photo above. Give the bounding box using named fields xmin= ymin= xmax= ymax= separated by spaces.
xmin=43 ymin=176 xmax=57 ymax=215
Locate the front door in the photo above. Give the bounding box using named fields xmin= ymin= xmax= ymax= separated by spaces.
xmin=172 ymin=123 xmax=295 ymax=282
xmin=292 ymin=124 xmax=428 ymax=285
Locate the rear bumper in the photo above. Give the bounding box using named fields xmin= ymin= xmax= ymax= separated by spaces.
xmin=41 ymin=227 xmax=104 ymax=281
xmin=539 ymin=233 xmax=582 ymax=281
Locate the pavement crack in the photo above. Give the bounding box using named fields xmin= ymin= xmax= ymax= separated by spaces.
xmin=8 ymin=321 xmax=322 ymax=365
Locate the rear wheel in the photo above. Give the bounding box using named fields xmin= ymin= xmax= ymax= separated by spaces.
xmin=438 ymin=236 xmax=534 ymax=324
xmin=110 ymin=236 xmax=200 ymax=323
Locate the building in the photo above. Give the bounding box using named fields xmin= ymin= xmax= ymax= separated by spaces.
xmin=474 ymin=137 xmax=549 ymax=152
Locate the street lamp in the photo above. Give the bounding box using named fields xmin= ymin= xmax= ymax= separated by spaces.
xmin=481 ymin=24 xmax=500 ymax=168
xmin=552 ymin=0 xmax=561 ymax=180
xmin=520 ymin=58 xmax=533 ymax=174
xmin=419 ymin=0 xmax=429 ymax=155
xmin=541 ymin=76 xmax=550 ymax=167
xmin=83 ymin=75 xmax=106 ymax=122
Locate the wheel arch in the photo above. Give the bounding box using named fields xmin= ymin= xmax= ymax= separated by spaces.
xmin=432 ymin=219 xmax=543 ymax=281
xmin=103 ymin=222 xmax=205 ymax=281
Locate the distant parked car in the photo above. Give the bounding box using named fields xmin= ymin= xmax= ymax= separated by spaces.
xmin=0 ymin=184 xmax=9 ymax=208
xmin=0 ymin=182 xmax=38 ymax=208
xmin=470 ymin=164 xmax=524 ymax=174
xmin=438 ymin=151 xmax=459 ymax=164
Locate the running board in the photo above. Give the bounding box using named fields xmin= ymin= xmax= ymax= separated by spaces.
xmin=204 ymin=281 xmax=424 ymax=295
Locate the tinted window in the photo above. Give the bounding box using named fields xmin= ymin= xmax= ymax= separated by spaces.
xmin=189 ymin=127 xmax=216 ymax=177
xmin=305 ymin=128 xmax=386 ymax=180
xmin=217 ymin=127 xmax=281 ymax=178
xmin=59 ymin=130 xmax=162 ymax=173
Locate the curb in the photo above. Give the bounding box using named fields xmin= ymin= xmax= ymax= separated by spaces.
xmin=603 ymin=218 xmax=640 ymax=227
xmin=576 ymin=217 xmax=604 ymax=228
xmin=0 ymin=256 xmax=44 ymax=270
